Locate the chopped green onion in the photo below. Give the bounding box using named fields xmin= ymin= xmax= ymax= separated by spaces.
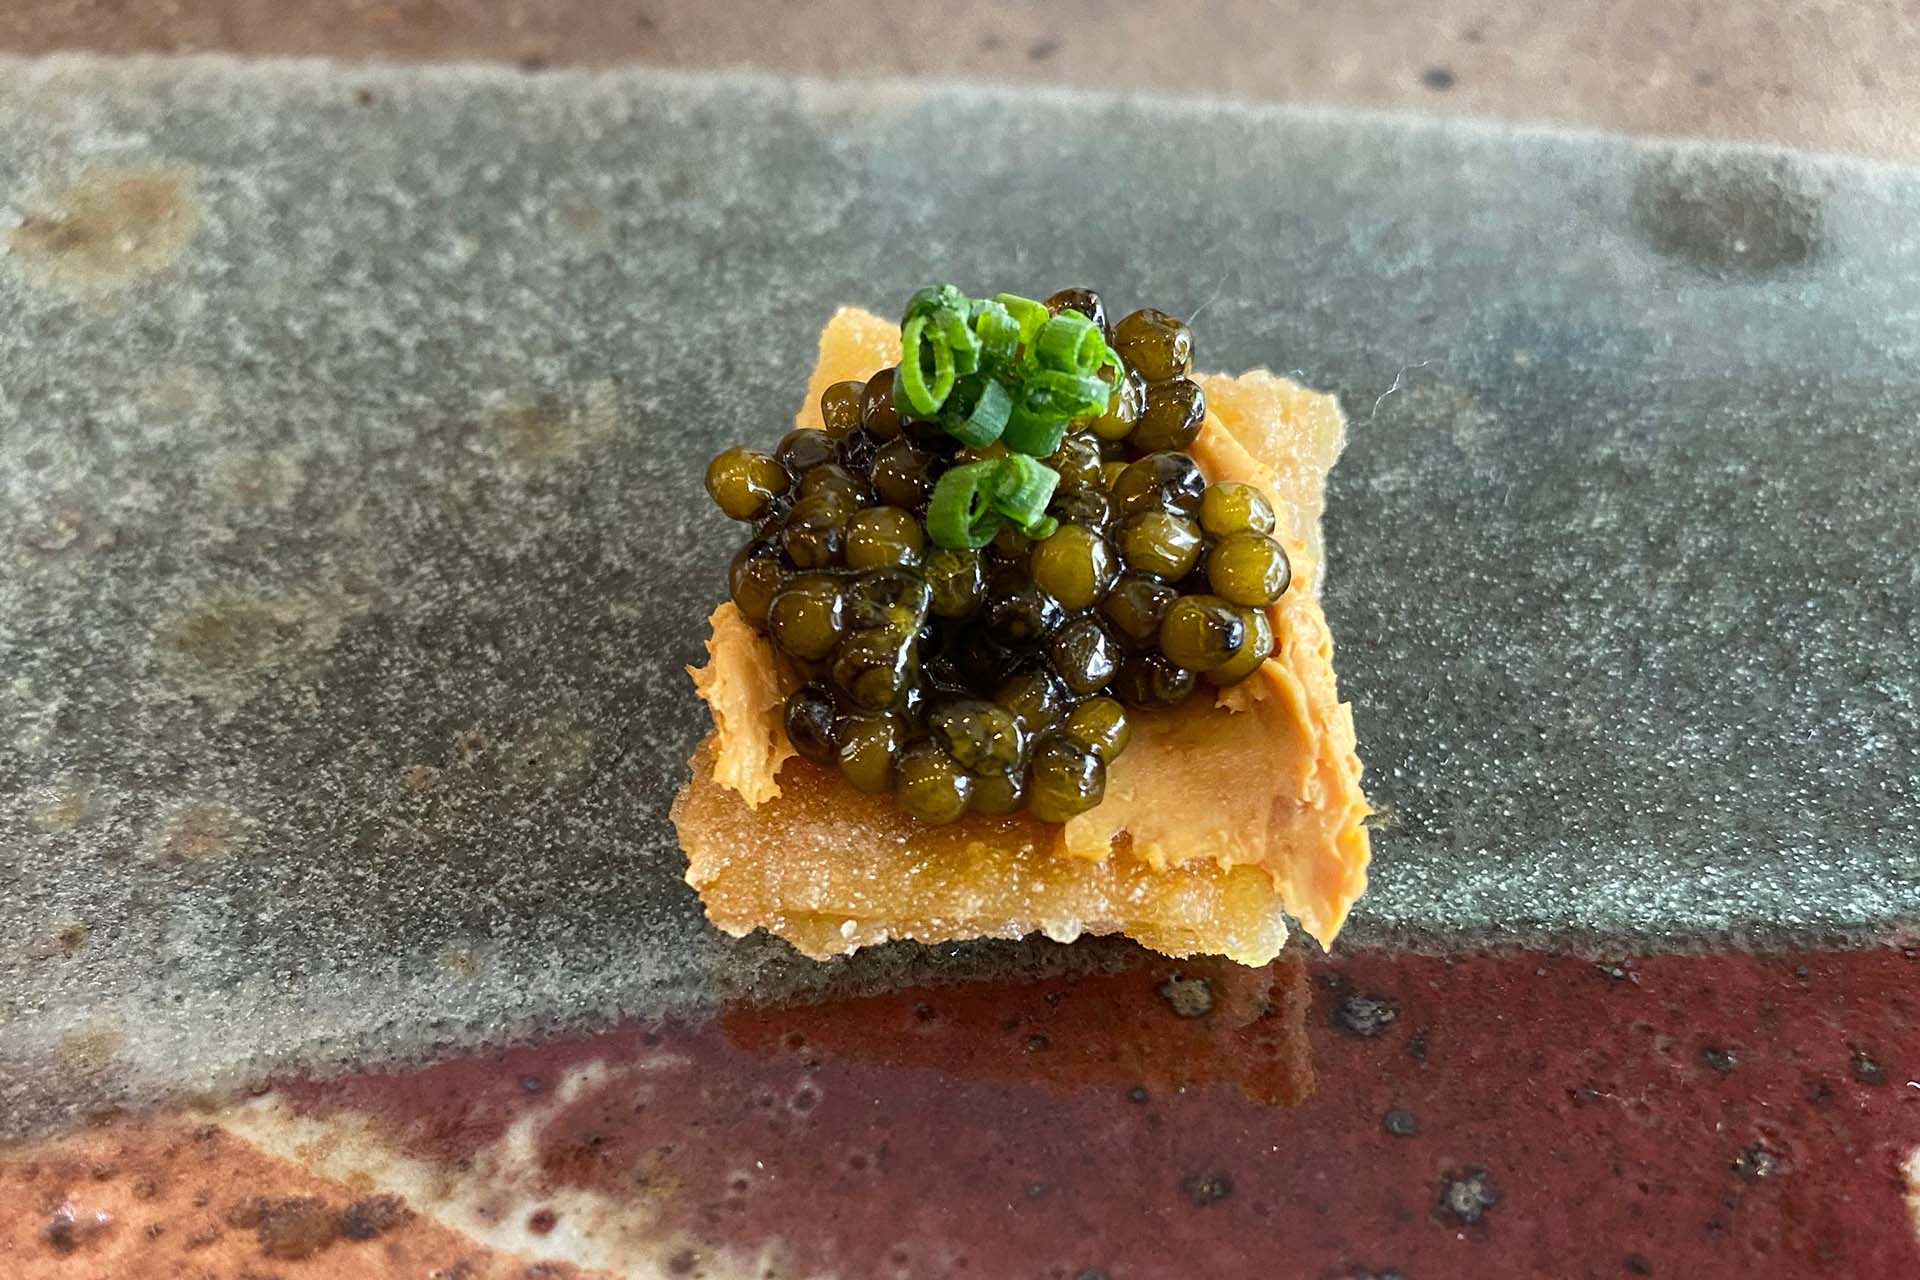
xmin=1021 ymin=514 xmax=1060 ymax=540
xmin=1000 ymin=404 xmax=1069 ymax=458
xmin=926 ymin=460 xmax=1009 ymax=549
xmin=899 ymin=313 xmax=956 ymax=417
xmin=902 ymin=284 xmax=968 ymax=326
xmin=932 ymin=305 xmax=981 ymax=377
xmin=994 ymin=293 xmax=1050 ymax=349
xmin=940 ymin=376 xmax=1011 ymax=447
xmin=971 ymin=300 xmax=1020 ymax=368
xmin=1035 ymin=311 xmax=1104 ymax=375
xmin=1020 ymin=369 xmax=1111 ymax=419
xmin=991 ymin=453 xmax=1061 ymax=529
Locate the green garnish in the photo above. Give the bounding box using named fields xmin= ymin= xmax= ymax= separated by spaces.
xmin=926 ymin=460 xmax=1008 ymax=548
xmin=999 ymin=404 xmax=1069 ymax=458
xmin=1035 ymin=311 xmax=1105 ymax=376
xmin=993 ymin=453 xmax=1062 ymax=530
xmin=925 ymin=453 xmax=1063 ymax=549
xmin=898 ymin=283 xmax=1134 ymax=547
xmin=941 ymin=377 xmax=1012 ymax=448
xmin=971 ymin=299 xmax=1020 ymax=367
xmin=994 ymin=292 xmax=1050 ymax=346
xmin=898 ymin=314 xmax=955 ymax=417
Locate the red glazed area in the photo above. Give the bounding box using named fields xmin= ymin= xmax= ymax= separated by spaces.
xmin=233 ymin=946 xmax=1920 ymax=1280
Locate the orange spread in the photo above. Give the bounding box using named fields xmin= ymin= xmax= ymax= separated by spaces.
xmin=670 ymin=308 xmax=1369 ymax=964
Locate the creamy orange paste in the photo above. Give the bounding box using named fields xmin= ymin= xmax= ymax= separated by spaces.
xmin=671 ymin=308 xmax=1369 ymax=964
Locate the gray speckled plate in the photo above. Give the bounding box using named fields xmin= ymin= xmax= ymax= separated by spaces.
xmin=1 ymin=55 xmax=1915 ymax=1136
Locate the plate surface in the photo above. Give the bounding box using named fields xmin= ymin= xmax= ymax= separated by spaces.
xmin=2 ymin=57 xmax=1917 ymax=1137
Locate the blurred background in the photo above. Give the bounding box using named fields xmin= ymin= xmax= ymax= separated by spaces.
xmin=8 ymin=0 xmax=1917 ymax=162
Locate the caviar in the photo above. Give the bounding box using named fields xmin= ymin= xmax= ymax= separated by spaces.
xmin=895 ymin=741 xmax=973 ymax=824
xmin=846 ymin=506 xmax=925 ymax=570
xmin=1132 ymin=378 xmax=1207 ymax=453
xmin=837 ymin=711 xmax=903 ymax=794
xmin=1027 ymin=735 xmax=1105 ymax=822
xmin=706 ymin=448 xmax=790 ymax=521
xmin=703 ymin=290 xmax=1292 ymax=823
xmin=1063 ymin=697 xmax=1130 ymax=762
xmin=1028 ymin=524 xmax=1116 ymax=610
xmin=1206 ymin=532 xmax=1291 ymax=606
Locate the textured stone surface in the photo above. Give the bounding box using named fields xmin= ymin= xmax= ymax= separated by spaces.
xmin=2 ymin=56 xmax=1917 ymax=1134
xmin=6 ymin=0 xmax=1920 ymax=165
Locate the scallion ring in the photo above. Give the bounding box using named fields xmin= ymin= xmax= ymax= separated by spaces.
xmin=999 ymin=404 xmax=1070 ymax=459
xmin=899 ymin=313 xmax=957 ymax=417
xmin=902 ymin=283 xmax=968 ymax=326
xmin=1035 ymin=311 xmax=1105 ymax=375
xmin=994 ymin=292 xmax=1050 ymax=349
xmin=926 ymin=460 xmax=1010 ymax=549
xmin=971 ymin=299 xmax=1020 ymax=368
xmin=940 ymin=376 xmax=1012 ymax=448
xmin=933 ymin=305 xmax=982 ymax=378
xmin=1020 ymin=369 xmax=1111 ymax=419
xmin=991 ymin=452 xmax=1061 ymax=531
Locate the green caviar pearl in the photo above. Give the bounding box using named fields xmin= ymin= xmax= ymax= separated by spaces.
xmin=775 ymin=428 xmax=838 ymax=476
xmin=1045 ymin=286 xmax=1108 ymax=332
xmin=780 ymin=495 xmax=849 ymax=569
xmin=705 ymin=447 xmax=791 ymax=521
xmin=861 ymin=367 xmax=906 ymax=440
xmin=728 ymin=540 xmax=788 ymax=627
xmin=1205 ymin=532 xmax=1292 ymax=607
xmin=929 ymin=699 xmax=1029 ymax=777
xmin=783 ymin=685 xmax=839 ymax=765
xmin=1198 ymin=481 xmax=1277 ymax=538
xmin=766 ymin=574 xmax=845 ymax=661
xmin=1100 ymin=573 xmax=1177 ymax=648
xmin=1049 ymin=487 xmax=1110 ymax=529
xmin=984 ymin=570 xmax=1066 ymax=645
xmin=923 ymin=547 xmax=988 ymax=619
xmin=1115 ymin=511 xmax=1204 ymax=581
xmin=870 ymin=439 xmax=939 ymax=509
xmin=819 ymin=379 xmax=867 ymax=440
xmin=1026 ymin=735 xmax=1107 ymax=823
xmin=832 ymin=626 xmax=917 ymax=711
xmin=1112 ymin=308 xmax=1194 ymax=382
xmin=1130 ymin=377 xmax=1207 ymax=453
xmin=894 ymin=741 xmax=974 ymax=825
xmin=1049 ymin=615 xmax=1121 ymax=696
xmin=1043 ymin=432 xmax=1106 ymax=492
xmin=842 ymin=567 xmax=932 ymax=631
xmin=796 ymin=462 xmax=867 ymax=511
xmin=1063 ymin=697 xmax=1131 ymax=762
xmin=836 ymin=711 xmax=903 ymax=793
xmin=845 ymin=506 xmax=926 ymax=571
xmin=990 ymin=522 xmax=1034 ymax=561
xmin=967 ymin=769 xmax=1028 ymax=816
xmin=1113 ymin=652 xmax=1198 ymax=708
xmin=1205 ymin=606 xmax=1275 ymax=687
xmin=1109 ymin=451 xmax=1206 ymax=519
xmin=1158 ymin=594 xmax=1248 ymax=672
xmin=993 ymin=669 xmax=1068 ymax=733
xmin=1090 ymin=367 xmax=1146 ymax=442
xmin=1028 ymin=524 xmax=1117 ymax=611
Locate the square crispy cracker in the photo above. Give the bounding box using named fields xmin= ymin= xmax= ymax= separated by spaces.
xmin=671 ymin=309 xmax=1367 ymax=965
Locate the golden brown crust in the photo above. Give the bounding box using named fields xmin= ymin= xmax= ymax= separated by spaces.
xmin=671 ymin=737 xmax=1294 ymax=966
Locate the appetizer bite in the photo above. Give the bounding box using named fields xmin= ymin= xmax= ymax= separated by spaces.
xmin=672 ymin=287 xmax=1368 ymax=965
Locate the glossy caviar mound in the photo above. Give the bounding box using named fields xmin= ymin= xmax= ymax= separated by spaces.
xmin=704 ymin=288 xmax=1292 ymax=824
